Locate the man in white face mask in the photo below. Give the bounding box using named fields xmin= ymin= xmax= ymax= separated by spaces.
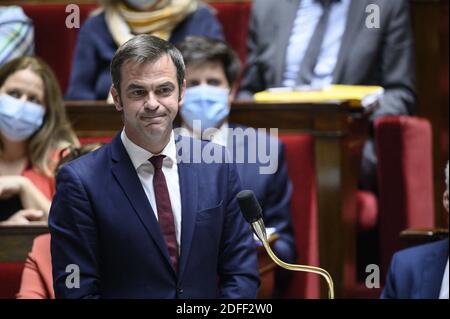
xmin=177 ymin=36 xmax=296 ymax=297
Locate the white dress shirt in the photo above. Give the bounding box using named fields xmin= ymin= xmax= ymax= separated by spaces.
xmin=439 ymin=258 xmax=449 ymax=299
xmin=120 ymin=130 xmax=182 ymax=251
xmin=283 ymin=0 xmax=351 ymax=88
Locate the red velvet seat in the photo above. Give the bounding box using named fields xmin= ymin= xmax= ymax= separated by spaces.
xmin=0 ymin=263 xmax=24 ymax=299
xmin=279 ymin=134 xmax=320 ymax=299
xmin=375 ymin=116 xmax=435 ymax=279
xmin=21 ymin=4 xmax=98 ymax=93
xmin=348 ymin=116 xmax=435 ymax=298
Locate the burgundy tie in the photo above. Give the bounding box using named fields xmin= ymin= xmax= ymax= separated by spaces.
xmin=149 ymin=155 xmax=179 ymax=271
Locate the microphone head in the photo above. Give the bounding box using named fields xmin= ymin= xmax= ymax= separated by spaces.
xmin=237 ymin=190 xmax=263 ymax=223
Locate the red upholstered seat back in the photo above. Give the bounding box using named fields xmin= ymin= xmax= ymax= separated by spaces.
xmin=21 ymin=4 xmax=98 ymax=93
xmin=375 ymin=116 xmax=435 ymax=278
xmin=210 ymin=1 xmax=252 ymax=64
xmin=0 ymin=262 xmax=24 ymax=299
xmin=79 ymin=136 xmax=113 ymax=145
xmin=279 ymin=134 xmax=320 ymax=299
xmin=20 ymin=2 xmax=251 ymax=93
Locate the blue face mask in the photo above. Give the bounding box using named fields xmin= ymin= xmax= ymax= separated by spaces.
xmin=124 ymin=0 xmax=160 ymax=10
xmin=0 ymin=94 xmax=45 ymax=142
xmin=181 ymin=85 xmax=230 ymax=132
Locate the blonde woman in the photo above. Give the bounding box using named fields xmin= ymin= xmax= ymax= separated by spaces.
xmin=65 ymin=0 xmax=224 ymax=100
xmin=16 ymin=143 xmax=103 ymax=299
xmin=0 ymin=56 xmax=78 ymax=224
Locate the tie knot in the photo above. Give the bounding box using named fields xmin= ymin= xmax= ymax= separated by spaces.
xmin=149 ymin=155 xmax=165 ymax=170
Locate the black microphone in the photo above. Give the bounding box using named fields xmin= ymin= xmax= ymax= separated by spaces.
xmin=236 ymin=190 xmax=267 ymax=243
xmin=237 ymin=189 xmax=335 ymax=299
xmin=236 ymin=190 xmax=262 ymax=223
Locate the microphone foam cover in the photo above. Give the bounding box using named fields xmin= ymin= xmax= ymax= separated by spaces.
xmin=236 ymin=190 xmax=262 ymax=223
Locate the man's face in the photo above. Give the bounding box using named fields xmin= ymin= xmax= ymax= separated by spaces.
xmin=112 ymin=55 xmax=185 ymax=150
xmin=185 ymin=60 xmax=232 ymax=103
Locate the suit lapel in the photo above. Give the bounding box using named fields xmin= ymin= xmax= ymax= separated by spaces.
xmin=421 ymin=240 xmax=449 ymax=298
xmin=274 ymin=0 xmax=302 ymax=85
xmin=332 ymin=0 xmax=366 ymax=83
xmin=176 ymin=137 xmax=199 ymax=279
xmin=109 ymin=134 xmax=175 ymax=273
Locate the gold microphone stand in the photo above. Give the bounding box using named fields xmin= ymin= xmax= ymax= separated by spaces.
xmin=253 ymin=220 xmax=335 ymax=299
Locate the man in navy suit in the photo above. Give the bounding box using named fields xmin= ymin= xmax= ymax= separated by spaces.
xmin=49 ymin=35 xmax=259 ymax=298
xmin=381 ymin=162 xmax=449 ymax=299
xmin=176 ymin=36 xmax=296 ymax=296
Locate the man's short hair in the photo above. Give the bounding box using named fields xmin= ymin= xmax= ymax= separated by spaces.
xmin=110 ymin=34 xmax=185 ymax=97
xmin=177 ymin=36 xmax=241 ymax=86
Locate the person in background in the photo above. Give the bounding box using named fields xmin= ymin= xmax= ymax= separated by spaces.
xmin=0 ymin=6 xmax=34 ymax=66
xmin=65 ymin=0 xmax=224 ymax=100
xmin=381 ymin=161 xmax=449 ymax=299
xmin=238 ymin=0 xmax=416 ymax=193
xmin=177 ymin=36 xmax=296 ymax=296
xmin=16 ymin=143 xmax=103 ymax=299
xmin=0 ymin=56 xmax=78 ymax=224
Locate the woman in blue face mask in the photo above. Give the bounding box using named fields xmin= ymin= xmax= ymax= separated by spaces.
xmin=0 ymin=56 xmax=78 ymax=224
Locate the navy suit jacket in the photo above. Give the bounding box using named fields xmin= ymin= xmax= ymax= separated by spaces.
xmin=49 ymin=133 xmax=259 ymax=298
xmin=228 ymin=124 xmax=296 ymax=264
xmin=381 ymin=239 xmax=448 ymax=299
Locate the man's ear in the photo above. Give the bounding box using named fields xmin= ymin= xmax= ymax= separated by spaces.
xmin=178 ymin=79 xmax=187 ymax=106
xmin=111 ymin=86 xmax=123 ymax=111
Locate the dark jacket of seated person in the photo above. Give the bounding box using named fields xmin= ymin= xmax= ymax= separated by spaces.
xmin=382 ymin=162 xmax=449 ymax=299
xmin=381 ymin=239 xmax=448 ymax=299
xmin=65 ymin=0 xmax=224 ymax=100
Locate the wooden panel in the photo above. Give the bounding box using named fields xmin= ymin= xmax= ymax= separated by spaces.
xmin=0 ymin=225 xmax=48 ymax=262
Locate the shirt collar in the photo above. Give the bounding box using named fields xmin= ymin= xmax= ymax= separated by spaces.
xmin=181 ymin=122 xmax=229 ymax=147
xmin=120 ymin=129 xmax=177 ymax=170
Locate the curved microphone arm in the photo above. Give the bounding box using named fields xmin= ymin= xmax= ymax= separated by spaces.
xmin=252 ymin=220 xmax=335 ymax=299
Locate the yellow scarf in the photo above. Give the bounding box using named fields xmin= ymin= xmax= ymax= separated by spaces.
xmin=105 ymin=0 xmax=199 ymax=46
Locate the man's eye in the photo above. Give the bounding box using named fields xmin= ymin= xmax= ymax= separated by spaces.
xmin=156 ymin=87 xmax=173 ymax=95
xmin=131 ymin=90 xmax=145 ymax=96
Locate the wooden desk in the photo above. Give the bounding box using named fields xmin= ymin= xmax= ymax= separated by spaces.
xmin=0 ymin=224 xmax=48 ymax=262
xmin=66 ymin=100 xmax=371 ymax=298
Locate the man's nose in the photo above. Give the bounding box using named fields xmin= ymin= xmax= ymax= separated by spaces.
xmin=144 ymin=92 xmax=159 ymax=110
